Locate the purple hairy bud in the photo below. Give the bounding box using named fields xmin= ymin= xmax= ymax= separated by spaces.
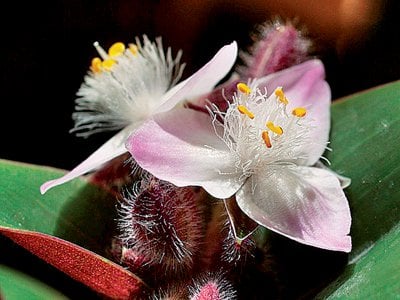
xmin=189 ymin=272 xmax=236 ymax=300
xmin=118 ymin=174 xmax=204 ymax=275
xmin=238 ymin=20 xmax=310 ymax=79
xmin=190 ymin=21 xmax=309 ymax=115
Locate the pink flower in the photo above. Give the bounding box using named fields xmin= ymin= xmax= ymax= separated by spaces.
xmin=127 ymin=59 xmax=352 ymax=252
xmin=41 ymin=38 xmax=238 ymax=194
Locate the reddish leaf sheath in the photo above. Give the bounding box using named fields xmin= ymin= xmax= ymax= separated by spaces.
xmin=0 ymin=227 xmax=144 ymax=299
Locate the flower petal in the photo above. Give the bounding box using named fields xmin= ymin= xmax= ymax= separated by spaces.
xmin=256 ymin=59 xmax=331 ymax=165
xmin=127 ymin=108 xmax=243 ymax=198
xmin=314 ymin=161 xmax=351 ymax=189
xmin=236 ymin=166 xmax=351 ymax=252
xmin=40 ymin=127 xmax=130 ymax=194
xmin=156 ymin=41 xmax=238 ymax=113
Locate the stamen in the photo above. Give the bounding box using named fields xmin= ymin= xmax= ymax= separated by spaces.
xmin=102 ymin=58 xmax=116 ymax=71
xmin=266 ymin=121 xmax=283 ymax=135
xmin=274 ymin=87 xmax=289 ymax=105
xmin=237 ymin=83 xmax=252 ymax=94
xmin=108 ymin=42 xmax=126 ymax=57
xmin=262 ymin=131 xmax=272 ymax=148
xmin=237 ymin=105 xmax=255 ymax=119
xmin=93 ymin=41 xmax=108 ymax=60
xmin=91 ymin=57 xmax=102 ymax=73
xmin=128 ymin=43 xmax=138 ymax=56
xmin=292 ymin=107 xmax=307 ymax=117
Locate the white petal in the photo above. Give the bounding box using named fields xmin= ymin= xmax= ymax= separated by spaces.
xmin=40 ymin=127 xmax=131 ymax=194
xmin=314 ymin=161 xmax=351 ymax=189
xmin=156 ymin=41 xmax=238 ymax=113
xmin=236 ymin=166 xmax=352 ymax=252
xmin=127 ymin=108 xmax=243 ymax=198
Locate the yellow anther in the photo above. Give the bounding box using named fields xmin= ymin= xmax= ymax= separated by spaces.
xmin=274 ymin=87 xmax=289 ymax=105
xmin=266 ymin=121 xmax=283 ymax=135
xmin=237 ymin=83 xmax=252 ymax=94
xmin=237 ymin=105 xmax=255 ymax=119
xmin=91 ymin=57 xmax=102 ymax=73
xmin=292 ymin=107 xmax=307 ymax=117
xmin=128 ymin=43 xmax=138 ymax=56
xmin=262 ymin=131 xmax=272 ymax=148
xmin=108 ymin=42 xmax=125 ymax=57
xmin=102 ymin=58 xmax=116 ymax=71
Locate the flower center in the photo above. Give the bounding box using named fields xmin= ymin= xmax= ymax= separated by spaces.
xmin=234 ymin=82 xmax=307 ymax=150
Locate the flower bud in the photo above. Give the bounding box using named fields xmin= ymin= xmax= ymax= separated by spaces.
xmin=238 ymin=20 xmax=310 ymax=79
xmin=118 ymin=174 xmax=204 ymax=276
xmin=189 ymin=272 xmax=236 ymax=300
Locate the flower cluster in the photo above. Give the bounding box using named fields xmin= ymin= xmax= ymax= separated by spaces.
xmin=41 ymin=21 xmax=352 ymax=298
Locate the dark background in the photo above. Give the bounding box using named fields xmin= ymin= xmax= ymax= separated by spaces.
xmin=1 ymin=0 xmax=399 ymax=171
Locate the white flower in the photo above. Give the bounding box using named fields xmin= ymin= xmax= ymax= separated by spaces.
xmin=127 ymin=60 xmax=352 ymax=252
xmin=41 ymin=37 xmax=238 ymax=194
xmin=71 ymin=36 xmax=186 ymax=137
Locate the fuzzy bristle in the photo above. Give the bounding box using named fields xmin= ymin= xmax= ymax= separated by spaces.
xmin=118 ymin=174 xmax=204 ymax=275
xmin=189 ymin=272 xmax=237 ymax=300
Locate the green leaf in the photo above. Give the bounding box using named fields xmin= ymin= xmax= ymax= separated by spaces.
xmin=0 ymin=160 xmax=115 ymax=253
xmin=317 ymin=223 xmax=400 ymax=299
xmin=0 ymin=264 xmax=67 ymax=300
xmin=0 ymin=159 xmax=144 ymax=298
xmin=318 ymin=81 xmax=400 ymax=297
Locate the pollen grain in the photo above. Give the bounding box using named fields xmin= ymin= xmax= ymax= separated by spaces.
xmin=292 ymin=107 xmax=307 ymax=117
xmin=262 ymin=131 xmax=272 ymax=148
xmin=108 ymin=42 xmax=126 ymax=57
xmin=237 ymin=83 xmax=252 ymax=95
xmin=274 ymin=87 xmax=289 ymax=105
xmin=91 ymin=57 xmax=102 ymax=73
xmin=266 ymin=121 xmax=283 ymax=135
xmin=128 ymin=43 xmax=138 ymax=56
xmin=237 ymin=105 xmax=255 ymax=119
xmin=102 ymin=58 xmax=116 ymax=71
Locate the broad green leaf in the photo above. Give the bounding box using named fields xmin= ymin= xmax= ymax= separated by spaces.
xmin=0 ymin=160 xmax=116 ymax=253
xmin=0 ymin=160 xmax=144 ymax=298
xmin=318 ymin=223 xmax=400 ymax=299
xmin=318 ymin=81 xmax=400 ymax=297
xmin=0 ymin=264 xmax=67 ymax=300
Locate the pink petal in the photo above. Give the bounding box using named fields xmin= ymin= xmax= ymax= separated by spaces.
xmin=40 ymin=128 xmax=130 ymax=194
xmin=236 ymin=166 xmax=352 ymax=252
xmin=127 ymin=108 xmax=243 ymax=198
xmin=156 ymin=42 xmax=238 ymax=113
xmin=256 ymin=59 xmax=331 ymax=165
